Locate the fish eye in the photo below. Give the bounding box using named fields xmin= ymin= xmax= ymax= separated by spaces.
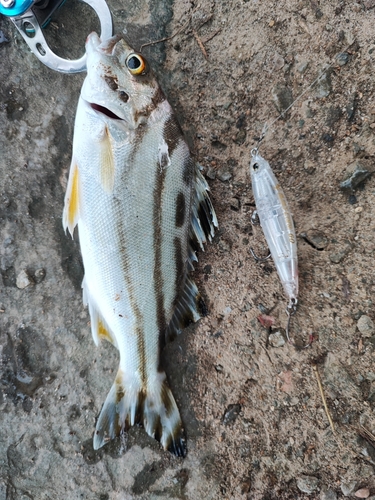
xmin=125 ymin=54 xmax=146 ymax=75
xmin=253 ymin=163 xmax=259 ymax=171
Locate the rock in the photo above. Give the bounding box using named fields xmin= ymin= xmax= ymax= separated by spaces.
xmin=297 ymin=61 xmax=309 ymax=73
xmin=206 ymin=167 xmax=216 ymax=180
xmin=217 ymin=168 xmax=232 ymax=182
xmin=357 ymin=315 xmax=375 ymax=337
xmin=303 ymin=160 xmax=316 ymax=174
xmin=315 ymin=67 xmax=332 ymax=98
xmin=16 ymin=269 xmax=34 ymax=289
xmin=34 ymin=268 xmax=46 ymax=284
xmin=341 ymin=480 xmax=357 ymax=496
xmin=329 ymin=244 xmax=352 ymax=263
xmin=223 ymin=404 xmax=242 ymax=425
xmin=336 ymin=52 xmax=349 ymax=66
xmin=268 ymin=330 xmax=286 ymax=347
xmin=272 ymin=84 xmax=293 ymax=115
xmin=230 ymin=198 xmax=240 ymax=211
xmin=340 ymin=162 xmax=374 ymax=192
xmin=0 ymin=30 xmax=9 ymax=44
xmin=320 ymin=488 xmax=338 ymax=500
xmin=301 ymin=230 xmax=329 ymax=250
xmin=322 ymin=133 xmax=334 ymax=143
xmin=296 ymin=475 xmax=319 ymax=494
xmin=325 ymin=106 xmax=342 ymax=128
xmin=355 ymin=488 xmax=370 ymax=498
xmin=346 ymin=95 xmax=357 ymax=121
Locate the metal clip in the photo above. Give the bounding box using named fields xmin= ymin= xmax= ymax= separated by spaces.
xmin=0 ymin=0 xmax=113 ymax=73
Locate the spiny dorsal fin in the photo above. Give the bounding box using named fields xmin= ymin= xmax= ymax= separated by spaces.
xmin=188 ymin=165 xmax=218 ymax=256
xmin=164 ymin=165 xmax=217 ymax=341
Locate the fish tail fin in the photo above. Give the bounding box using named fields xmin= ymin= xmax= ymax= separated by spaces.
xmin=93 ymin=369 xmax=186 ymax=457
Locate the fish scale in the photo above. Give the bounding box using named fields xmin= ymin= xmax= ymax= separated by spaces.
xmin=63 ymin=33 xmax=217 ymax=456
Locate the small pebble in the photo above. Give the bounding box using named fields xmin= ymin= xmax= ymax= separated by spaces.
xmin=272 ymin=84 xmax=293 ymax=114
xmin=297 ymin=61 xmax=309 ymax=74
xmin=0 ymin=30 xmax=9 ymax=44
xmin=296 ymin=475 xmax=319 ymax=494
xmin=16 ymin=269 xmax=34 ymax=289
xmin=340 ymin=164 xmax=373 ymax=192
xmin=329 ymin=244 xmax=352 ymax=264
xmin=341 ymin=481 xmax=357 ymax=496
xmin=223 ymin=404 xmax=241 ymax=425
xmin=268 ymin=330 xmax=286 ymax=348
xmin=301 ymin=230 xmax=328 ymax=250
xmin=230 ymin=198 xmax=240 ymax=211
xmin=206 ymin=167 xmax=216 ymax=180
xmin=357 ymin=315 xmax=375 ymax=337
xmin=336 ymin=52 xmax=349 ymax=66
xmin=217 ymin=169 xmax=232 ymax=182
xmin=315 ymin=69 xmax=332 ymax=98
xmin=34 ymin=268 xmax=46 ymax=284
xmin=320 ymin=488 xmax=338 ymax=500
xmin=355 ymin=488 xmax=370 ymax=499
xmin=354 ymin=206 xmax=363 ymax=213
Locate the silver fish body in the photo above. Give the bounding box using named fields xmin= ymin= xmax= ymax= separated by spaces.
xmin=249 ymin=152 xmax=298 ymax=305
xmin=63 ymin=33 xmax=217 ymax=456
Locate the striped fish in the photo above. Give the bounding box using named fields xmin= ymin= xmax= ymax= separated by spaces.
xmin=62 ymin=33 xmax=217 ymax=457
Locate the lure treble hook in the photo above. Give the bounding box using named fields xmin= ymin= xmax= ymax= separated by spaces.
xmin=285 ymin=298 xmax=313 ymax=349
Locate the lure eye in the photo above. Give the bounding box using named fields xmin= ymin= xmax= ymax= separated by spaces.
xmin=125 ymin=54 xmax=146 ymax=75
xmin=253 ymin=163 xmax=259 ymax=171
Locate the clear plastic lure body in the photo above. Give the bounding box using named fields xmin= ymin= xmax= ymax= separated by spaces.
xmin=249 ymin=150 xmax=298 ymax=307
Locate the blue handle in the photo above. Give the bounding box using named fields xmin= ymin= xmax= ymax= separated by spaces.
xmin=0 ymin=0 xmax=34 ymax=17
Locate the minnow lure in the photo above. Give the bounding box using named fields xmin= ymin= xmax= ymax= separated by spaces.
xmin=249 ymin=149 xmax=309 ymax=346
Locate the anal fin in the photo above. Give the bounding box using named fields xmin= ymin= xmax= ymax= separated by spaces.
xmin=83 ymin=278 xmax=118 ymax=349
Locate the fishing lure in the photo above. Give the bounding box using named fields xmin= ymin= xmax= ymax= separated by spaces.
xmin=249 ymin=149 xmax=310 ymax=347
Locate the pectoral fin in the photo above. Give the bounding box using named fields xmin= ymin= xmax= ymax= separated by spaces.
xmin=62 ymin=160 xmax=80 ymax=237
xmin=100 ymin=126 xmax=115 ymax=192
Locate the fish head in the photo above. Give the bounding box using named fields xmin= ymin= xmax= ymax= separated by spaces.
xmin=249 ymin=152 xmax=269 ymax=179
xmin=81 ymin=32 xmax=165 ymax=128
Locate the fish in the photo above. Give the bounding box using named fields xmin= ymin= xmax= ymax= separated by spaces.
xmin=62 ymin=33 xmax=217 ymax=457
xmin=249 ymin=151 xmax=298 ymax=307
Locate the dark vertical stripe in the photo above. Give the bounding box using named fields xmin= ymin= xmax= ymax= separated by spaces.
xmin=153 ymin=158 xmax=167 ymax=370
xmin=163 ymin=114 xmax=184 ymax=158
xmin=175 ymin=192 xmax=185 ymax=228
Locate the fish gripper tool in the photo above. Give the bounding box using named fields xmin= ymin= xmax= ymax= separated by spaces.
xmin=0 ymin=0 xmax=113 ymax=72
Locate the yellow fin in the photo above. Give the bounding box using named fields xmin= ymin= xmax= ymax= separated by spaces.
xmin=63 ymin=161 xmax=80 ymax=236
xmin=98 ymin=319 xmax=117 ymax=346
xmin=100 ymin=126 xmax=115 ymax=192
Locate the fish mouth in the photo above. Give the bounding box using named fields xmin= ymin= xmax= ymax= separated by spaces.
xmin=90 ymin=103 xmax=123 ymax=120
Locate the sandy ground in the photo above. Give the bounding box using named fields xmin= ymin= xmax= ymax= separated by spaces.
xmin=1 ymin=0 xmax=375 ymax=499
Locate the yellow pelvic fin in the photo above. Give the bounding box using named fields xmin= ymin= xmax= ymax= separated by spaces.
xmin=63 ymin=161 xmax=80 ymax=236
xmin=100 ymin=126 xmax=115 ymax=192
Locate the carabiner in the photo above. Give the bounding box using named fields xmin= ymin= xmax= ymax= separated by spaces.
xmin=0 ymin=0 xmax=113 ymax=73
